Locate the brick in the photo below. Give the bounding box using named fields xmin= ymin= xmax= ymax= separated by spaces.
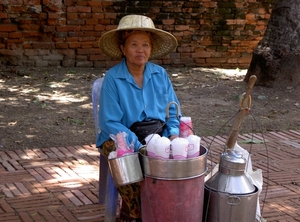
xmin=76 ymin=61 xmax=93 ymax=67
xmin=0 ymin=199 xmax=15 ymax=213
xmin=18 ymin=212 xmax=33 ymax=222
xmin=206 ymin=57 xmax=227 ymax=64
xmin=20 ymin=24 xmax=40 ymax=31
xmin=6 ymin=39 xmax=24 ymax=45
xmin=6 ymin=183 xmax=22 ymax=196
xmin=62 ymin=59 xmax=75 ymax=67
xmin=77 ymin=0 xmax=88 ymax=6
xmin=34 ymin=167 xmax=53 ymax=180
xmin=38 ymin=209 xmax=57 ymax=220
xmin=237 ymin=57 xmax=251 ymax=64
xmin=67 ymin=6 xmax=91 ymax=13
xmin=92 ymin=13 xmax=104 ymax=19
xmin=57 ymin=49 xmax=75 ymax=57
xmin=21 ymin=181 xmax=40 ymax=194
xmin=58 ymin=208 xmax=78 ymax=221
xmin=56 ymin=25 xmax=81 ymax=32
xmin=69 ymin=42 xmax=81 ymax=48
xmin=67 ymin=19 xmax=85 ymax=25
xmin=88 ymin=1 xmax=101 ymax=7
xmin=14 ymin=182 xmax=31 ymax=195
xmin=31 ymin=42 xmax=55 ymax=49
xmin=77 ymin=48 xmax=99 ymax=55
xmin=0 ymin=33 xmax=8 ymax=38
xmin=48 ymin=12 xmax=61 ymax=19
xmin=92 ymin=6 xmax=103 ymax=13
xmin=63 ymin=190 xmax=83 ymax=206
xmin=81 ymin=189 xmax=98 ymax=204
xmin=71 ymin=190 xmax=93 ymax=205
xmin=0 ymin=12 xmax=7 ymax=19
xmin=86 ymin=18 xmax=99 ymax=25
xmin=0 ymin=213 xmax=20 ymax=221
xmin=0 ymin=49 xmax=22 ymax=56
xmin=10 ymin=6 xmax=28 ymax=13
xmin=0 ymin=24 xmax=18 ymax=32
xmin=41 ymin=25 xmax=55 ymax=33
xmin=80 ymin=42 xmax=93 ymax=48
xmin=42 ymin=54 xmax=64 ymax=60
xmin=67 ymin=13 xmax=77 ymax=20
xmin=162 ymin=19 xmax=175 ymax=25
xmin=55 ymin=42 xmax=68 ymax=48
xmin=192 ymin=51 xmax=212 ymax=58
xmin=24 ymin=0 xmax=40 ymax=5
xmin=8 ymin=31 xmax=22 ymax=38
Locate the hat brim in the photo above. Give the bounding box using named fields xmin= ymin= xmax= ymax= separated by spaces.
xmin=98 ymin=28 xmax=178 ymax=60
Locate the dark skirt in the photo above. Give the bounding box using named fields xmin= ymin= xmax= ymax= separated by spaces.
xmin=101 ymin=139 xmax=141 ymax=220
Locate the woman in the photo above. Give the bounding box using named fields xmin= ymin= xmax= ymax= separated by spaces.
xmin=97 ymin=15 xmax=181 ymax=221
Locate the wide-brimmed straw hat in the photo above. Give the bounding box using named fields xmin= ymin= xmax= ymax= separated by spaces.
xmin=98 ymin=15 xmax=178 ymax=60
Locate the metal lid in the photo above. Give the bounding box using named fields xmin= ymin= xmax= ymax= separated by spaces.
xmin=219 ymin=149 xmax=246 ymax=174
xmin=205 ymin=149 xmax=255 ymax=194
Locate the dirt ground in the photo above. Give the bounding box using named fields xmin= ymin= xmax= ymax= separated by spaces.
xmin=1 ymin=66 xmax=300 ymax=150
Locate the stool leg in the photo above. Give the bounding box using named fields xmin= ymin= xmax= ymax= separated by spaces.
xmin=98 ymin=154 xmax=118 ymax=221
xmin=98 ymin=154 xmax=108 ymax=204
xmin=104 ymin=173 xmax=118 ymax=222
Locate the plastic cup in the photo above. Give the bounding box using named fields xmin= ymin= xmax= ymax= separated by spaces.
xmin=154 ymin=137 xmax=170 ymax=159
xmin=171 ymin=137 xmax=188 ymax=160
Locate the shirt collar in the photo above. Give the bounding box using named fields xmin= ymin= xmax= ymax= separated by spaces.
xmin=115 ymin=59 xmax=159 ymax=83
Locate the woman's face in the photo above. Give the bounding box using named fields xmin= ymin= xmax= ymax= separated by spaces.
xmin=120 ymin=31 xmax=152 ymax=67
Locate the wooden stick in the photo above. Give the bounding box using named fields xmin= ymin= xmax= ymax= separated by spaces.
xmin=226 ymin=75 xmax=257 ymax=149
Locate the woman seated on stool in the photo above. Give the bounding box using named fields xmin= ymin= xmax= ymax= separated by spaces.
xmin=97 ymin=14 xmax=181 ymax=221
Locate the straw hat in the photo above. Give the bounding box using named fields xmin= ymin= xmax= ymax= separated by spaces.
xmin=98 ymin=15 xmax=178 ymax=60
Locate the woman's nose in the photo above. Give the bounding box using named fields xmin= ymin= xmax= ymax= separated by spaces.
xmin=136 ymin=45 xmax=144 ymax=52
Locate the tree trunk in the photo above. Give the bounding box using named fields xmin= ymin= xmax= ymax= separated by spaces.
xmin=244 ymin=0 xmax=300 ymax=87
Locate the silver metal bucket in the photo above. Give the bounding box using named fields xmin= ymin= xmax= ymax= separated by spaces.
xmin=203 ymin=185 xmax=259 ymax=222
xmin=139 ymin=145 xmax=208 ymax=180
xmin=203 ymin=150 xmax=259 ymax=222
xmin=108 ymin=153 xmax=143 ymax=187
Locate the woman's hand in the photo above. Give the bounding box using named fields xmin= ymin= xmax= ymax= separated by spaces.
xmin=169 ymin=135 xmax=178 ymax=141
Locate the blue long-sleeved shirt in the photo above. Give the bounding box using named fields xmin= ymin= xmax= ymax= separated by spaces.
xmin=96 ymin=59 xmax=181 ymax=151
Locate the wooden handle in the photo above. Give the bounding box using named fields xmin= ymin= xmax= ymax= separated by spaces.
xmin=226 ymin=75 xmax=257 ymax=149
xmin=241 ymin=75 xmax=257 ymax=108
xmin=226 ymin=111 xmax=246 ymax=149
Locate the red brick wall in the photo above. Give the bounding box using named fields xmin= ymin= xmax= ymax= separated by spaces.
xmin=0 ymin=0 xmax=273 ymax=69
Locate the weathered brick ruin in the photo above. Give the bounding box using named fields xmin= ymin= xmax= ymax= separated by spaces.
xmin=0 ymin=0 xmax=272 ymax=69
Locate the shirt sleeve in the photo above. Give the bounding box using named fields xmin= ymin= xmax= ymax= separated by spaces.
xmin=98 ymin=71 xmax=143 ymax=151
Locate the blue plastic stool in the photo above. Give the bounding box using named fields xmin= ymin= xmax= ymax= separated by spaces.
xmin=92 ymin=78 xmax=118 ymax=221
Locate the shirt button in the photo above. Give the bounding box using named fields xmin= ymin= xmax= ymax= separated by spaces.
xmin=144 ymin=105 xmax=147 ymax=108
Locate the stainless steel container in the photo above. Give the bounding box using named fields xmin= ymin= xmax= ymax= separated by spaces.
xmin=203 ymin=186 xmax=259 ymax=222
xmin=139 ymin=145 xmax=208 ymax=222
xmin=108 ymin=153 xmax=143 ymax=187
xmin=203 ymin=149 xmax=259 ymax=222
xmin=139 ymin=145 xmax=207 ymax=180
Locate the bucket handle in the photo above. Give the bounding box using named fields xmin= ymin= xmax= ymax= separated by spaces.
xmin=165 ymin=101 xmax=180 ymax=121
xmin=226 ymin=196 xmax=241 ymax=205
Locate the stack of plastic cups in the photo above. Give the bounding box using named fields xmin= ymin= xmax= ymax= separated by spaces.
xmin=179 ymin=116 xmax=193 ymax=138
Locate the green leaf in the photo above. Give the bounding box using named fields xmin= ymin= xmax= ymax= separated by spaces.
xmin=173 ymin=83 xmax=184 ymax=87
xmin=62 ymin=78 xmax=70 ymax=82
xmin=67 ymin=117 xmax=84 ymax=125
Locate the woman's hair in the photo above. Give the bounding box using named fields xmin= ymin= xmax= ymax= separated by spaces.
xmin=118 ymin=30 xmax=153 ymax=46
